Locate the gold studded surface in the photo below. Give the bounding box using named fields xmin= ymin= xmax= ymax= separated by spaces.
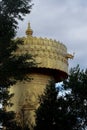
xmin=15 ymin=36 xmax=68 ymax=76
xmin=9 ymin=26 xmax=70 ymax=129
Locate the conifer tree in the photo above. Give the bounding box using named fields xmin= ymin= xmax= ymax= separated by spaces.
xmin=62 ymin=65 xmax=87 ymax=129
xmin=35 ymin=65 xmax=87 ymax=130
xmin=35 ymin=81 xmax=77 ymax=130
xmin=0 ymin=0 xmax=35 ymax=129
xmin=35 ymin=81 xmax=58 ymax=130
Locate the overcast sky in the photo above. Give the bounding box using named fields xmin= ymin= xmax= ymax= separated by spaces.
xmin=17 ymin=0 xmax=87 ymax=70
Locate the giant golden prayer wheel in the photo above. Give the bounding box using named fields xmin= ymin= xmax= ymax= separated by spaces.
xmin=9 ymin=23 xmax=73 ymax=129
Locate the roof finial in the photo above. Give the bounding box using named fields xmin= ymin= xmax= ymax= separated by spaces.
xmin=28 ymin=22 xmax=30 ymax=29
xmin=26 ymin=22 xmax=33 ymax=36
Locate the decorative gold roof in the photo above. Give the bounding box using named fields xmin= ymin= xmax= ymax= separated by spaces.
xmin=14 ymin=23 xmax=74 ymax=81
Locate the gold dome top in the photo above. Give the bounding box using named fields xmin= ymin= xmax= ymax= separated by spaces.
xmin=26 ymin=22 xmax=33 ymax=36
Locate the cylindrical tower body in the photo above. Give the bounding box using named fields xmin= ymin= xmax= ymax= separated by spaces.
xmin=8 ymin=23 xmax=72 ymax=129
xmin=9 ymin=73 xmax=54 ymax=129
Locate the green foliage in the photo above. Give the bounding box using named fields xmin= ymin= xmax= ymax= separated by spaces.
xmin=35 ymin=81 xmax=58 ymax=130
xmin=0 ymin=0 xmax=32 ymax=40
xmin=62 ymin=65 xmax=87 ymax=129
xmin=35 ymin=65 xmax=87 ymax=130
xmin=35 ymin=81 xmax=77 ymax=130
xmin=0 ymin=0 xmax=34 ymax=129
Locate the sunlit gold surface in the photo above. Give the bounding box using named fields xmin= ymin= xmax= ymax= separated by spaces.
xmin=8 ymin=23 xmax=72 ymax=129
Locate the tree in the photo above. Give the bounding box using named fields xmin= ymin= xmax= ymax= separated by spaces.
xmin=35 ymin=65 xmax=87 ymax=130
xmin=34 ymin=81 xmax=58 ymax=130
xmin=0 ymin=0 xmax=35 ymax=129
xmin=35 ymin=81 xmax=77 ymax=130
xmin=62 ymin=65 xmax=87 ymax=129
xmin=0 ymin=0 xmax=32 ymax=40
